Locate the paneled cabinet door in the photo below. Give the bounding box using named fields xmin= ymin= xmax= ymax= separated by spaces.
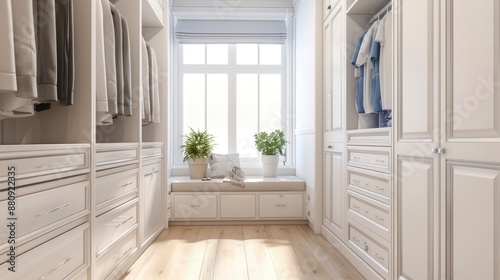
xmin=141 ymin=162 xmax=163 ymax=245
xmin=444 ymin=0 xmax=500 ymax=278
xmin=324 ymin=5 xmax=344 ymax=143
xmin=323 ymin=150 xmax=344 ymax=239
xmin=395 ymin=0 xmax=441 ymax=279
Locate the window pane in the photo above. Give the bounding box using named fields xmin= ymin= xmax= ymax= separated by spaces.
xmin=259 ymin=74 xmax=282 ymax=132
xmin=237 ymin=74 xmax=259 ymax=157
xmin=183 ymin=74 xmax=205 ymax=134
xmin=207 ymin=44 xmax=228 ymax=65
xmin=236 ymin=44 xmax=258 ymax=65
xmin=183 ymin=44 xmax=205 ymax=64
xmin=207 ymin=74 xmax=228 ymax=153
xmin=259 ymin=44 xmax=282 ymax=65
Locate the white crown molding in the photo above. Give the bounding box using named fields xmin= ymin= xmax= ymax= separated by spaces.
xmin=171 ymin=6 xmax=293 ymax=20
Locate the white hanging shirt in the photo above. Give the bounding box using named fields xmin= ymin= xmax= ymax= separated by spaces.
xmin=0 ymin=0 xmax=37 ymax=120
xmin=96 ymin=0 xmax=112 ymax=126
xmin=375 ymin=10 xmax=393 ymax=110
xmin=356 ymin=20 xmax=379 ymax=114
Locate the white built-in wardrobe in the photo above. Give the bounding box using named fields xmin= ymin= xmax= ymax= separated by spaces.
xmin=296 ymin=0 xmax=500 ymax=279
xmin=0 ymin=0 xmax=169 ymax=279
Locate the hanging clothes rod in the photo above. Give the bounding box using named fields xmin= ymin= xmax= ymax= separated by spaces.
xmin=368 ymin=2 xmax=392 ymax=24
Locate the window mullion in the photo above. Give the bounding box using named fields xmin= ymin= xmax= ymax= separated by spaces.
xmin=228 ymin=44 xmax=237 ymax=153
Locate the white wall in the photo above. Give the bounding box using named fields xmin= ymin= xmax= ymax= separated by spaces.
xmin=294 ymin=0 xmax=322 ymax=234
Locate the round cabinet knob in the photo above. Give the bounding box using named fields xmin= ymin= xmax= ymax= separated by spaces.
xmin=327 ymin=4 xmax=331 ymax=10
xmin=364 ymin=242 xmax=369 ymax=252
xmin=327 ymin=145 xmax=333 ymax=149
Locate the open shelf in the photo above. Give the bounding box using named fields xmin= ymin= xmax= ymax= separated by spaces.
xmin=347 ymin=0 xmax=390 ymax=15
xmin=143 ymin=0 xmax=164 ymax=28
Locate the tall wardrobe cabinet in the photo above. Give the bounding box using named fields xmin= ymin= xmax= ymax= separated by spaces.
xmin=0 ymin=0 xmax=169 ymax=279
xmin=394 ymin=0 xmax=500 ymax=279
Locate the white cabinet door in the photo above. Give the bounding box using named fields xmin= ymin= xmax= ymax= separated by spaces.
xmin=395 ymin=0 xmax=441 ymax=279
xmin=444 ymin=0 xmax=500 ymax=278
xmin=323 ymin=150 xmax=344 ymax=239
xmin=448 ymin=163 xmax=500 ymax=280
xmin=141 ymin=162 xmax=162 ymax=244
xmin=324 ymin=6 xmax=344 ymax=143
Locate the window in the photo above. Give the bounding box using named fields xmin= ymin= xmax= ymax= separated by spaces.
xmin=173 ymin=43 xmax=291 ymax=165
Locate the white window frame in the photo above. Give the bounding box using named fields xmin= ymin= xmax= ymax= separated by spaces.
xmin=171 ymin=39 xmax=295 ymax=175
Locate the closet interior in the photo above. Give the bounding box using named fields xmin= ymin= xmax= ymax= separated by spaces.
xmin=0 ymin=0 xmax=167 ymax=279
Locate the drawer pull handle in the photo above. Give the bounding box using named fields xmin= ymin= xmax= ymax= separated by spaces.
xmin=37 ymin=255 xmax=74 ymax=280
xmin=353 ymin=156 xmax=361 ymax=160
xmin=352 ymin=204 xmax=360 ymax=209
xmin=364 ymin=242 xmax=369 ymax=252
xmin=168 ymin=189 xmax=172 ymax=195
xmin=375 ymin=215 xmax=384 ymax=221
xmin=190 ymin=205 xmax=201 ymax=208
xmin=35 ymin=203 xmax=70 ymax=217
xmin=117 ymin=247 xmax=134 ymax=264
xmin=120 ymin=181 xmax=134 ymax=188
xmin=327 ymin=145 xmax=333 ymax=149
xmin=374 ymin=253 xmax=385 ymax=261
xmin=36 ymin=161 xmax=73 ymax=169
xmin=353 ymin=179 xmax=360 ymax=184
xmin=115 ymin=216 xmax=133 ymax=228
xmin=375 ymin=186 xmax=384 ymax=191
xmin=375 ymin=159 xmax=385 ymax=163
xmin=351 ymin=236 xmax=360 ymax=243
xmin=276 ymin=204 xmax=287 ymax=207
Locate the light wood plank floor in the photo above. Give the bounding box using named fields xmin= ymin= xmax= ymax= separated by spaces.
xmin=121 ymin=225 xmax=364 ymax=280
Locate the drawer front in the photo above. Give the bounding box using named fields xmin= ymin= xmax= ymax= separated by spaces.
xmin=1 ymin=224 xmax=89 ymax=280
xmin=348 ymin=223 xmax=389 ymax=277
xmin=142 ymin=147 xmax=162 ymax=159
xmin=347 ymin=128 xmax=391 ymax=146
xmin=259 ymin=194 xmax=303 ymax=218
xmin=95 ymin=169 xmax=138 ymax=209
xmin=95 ymin=230 xmax=137 ymax=280
xmin=0 ymin=152 xmax=87 ymax=185
xmin=348 ymin=167 xmax=391 ymax=204
xmin=220 ymin=194 xmax=256 ymax=219
xmin=95 ymin=200 xmax=138 ymax=255
xmin=347 ymin=191 xmax=390 ymax=241
xmin=96 ymin=149 xmax=138 ymax=168
xmin=305 ymin=189 xmax=315 ymax=208
xmin=347 ymin=147 xmax=391 ymax=173
xmin=174 ymin=194 xmax=217 ymax=219
xmin=0 ymin=181 xmax=88 ymax=245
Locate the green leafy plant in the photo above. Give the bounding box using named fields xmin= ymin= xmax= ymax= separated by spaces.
xmin=254 ymin=129 xmax=288 ymax=156
xmin=181 ymin=128 xmax=216 ymax=162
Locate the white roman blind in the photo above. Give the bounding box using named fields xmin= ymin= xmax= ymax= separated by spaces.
xmin=175 ymin=20 xmax=287 ymax=44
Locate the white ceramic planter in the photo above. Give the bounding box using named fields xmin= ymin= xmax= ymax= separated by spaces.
xmin=261 ymin=154 xmax=279 ymax=178
xmin=188 ymin=158 xmax=209 ymax=179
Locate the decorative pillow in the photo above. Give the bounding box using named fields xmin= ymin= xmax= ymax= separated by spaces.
xmin=208 ymin=153 xmax=240 ymax=178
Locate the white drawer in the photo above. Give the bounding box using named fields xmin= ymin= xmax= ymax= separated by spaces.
xmin=174 ymin=194 xmax=217 ymax=219
xmin=306 ymin=204 xmax=314 ymax=223
xmin=95 ymin=168 xmax=138 ymax=209
xmin=95 ymin=199 xmax=138 ymax=256
xmin=347 ymin=146 xmax=391 ymax=173
xmin=259 ymin=193 xmax=303 ymax=218
xmin=0 ymin=181 xmax=89 ymax=246
xmin=347 ymin=190 xmax=391 ymax=241
xmin=141 ymin=147 xmax=162 ymax=159
xmin=348 ymin=222 xmax=390 ymax=278
xmin=305 ymin=189 xmax=315 ymax=208
xmin=348 ymin=166 xmax=391 ymax=204
xmin=95 ymin=144 xmax=139 ymax=170
xmin=95 ymin=230 xmax=137 ymax=280
xmin=347 ymin=128 xmax=391 ymax=146
xmin=0 ymin=147 xmax=89 ymax=187
xmin=1 ymin=223 xmax=89 ymax=280
xmin=220 ymin=194 xmax=256 ymax=219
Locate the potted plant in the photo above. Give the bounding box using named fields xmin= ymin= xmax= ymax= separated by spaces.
xmin=254 ymin=129 xmax=288 ymax=177
xmin=181 ymin=128 xmax=216 ymax=179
